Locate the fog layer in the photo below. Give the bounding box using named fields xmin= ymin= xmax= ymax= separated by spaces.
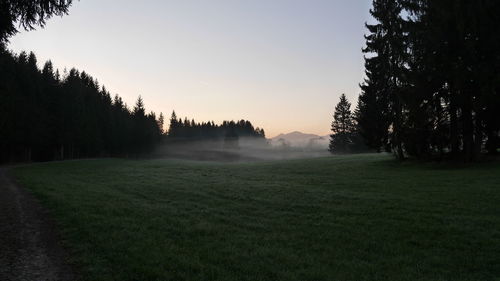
xmin=155 ymin=138 xmax=330 ymax=162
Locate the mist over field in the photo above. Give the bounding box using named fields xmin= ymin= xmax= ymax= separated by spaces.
xmin=12 ymin=155 xmax=500 ymax=281
xmin=2 ymin=1 xmax=499 ymax=281
xmin=155 ymin=137 xmax=330 ymax=162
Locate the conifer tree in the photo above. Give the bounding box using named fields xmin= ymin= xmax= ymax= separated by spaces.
xmin=329 ymin=94 xmax=353 ymax=153
xmin=356 ymin=0 xmax=500 ymax=161
xmin=0 ymin=0 xmax=73 ymax=46
xmin=157 ymin=113 xmax=165 ymax=135
xmin=168 ymin=111 xmax=178 ymax=137
xmin=133 ymin=96 xmax=145 ymax=117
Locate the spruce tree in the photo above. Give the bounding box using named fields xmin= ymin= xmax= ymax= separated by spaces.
xmin=0 ymin=0 xmax=73 ymax=45
xmin=168 ymin=111 xmax=179 ymax=137
xmin=157 ymin=113 xmax=165 ymax=135
xmin=359 ymin=0 xmax=406 ymax=159
xmin=329 ymin=94 xmax=353 ymax=153
xmin=133 ymin=96 xmax=145 ymax=117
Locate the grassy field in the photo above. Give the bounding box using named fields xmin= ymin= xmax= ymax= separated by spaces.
xmin=12 ymin=154 xmax=500 ymax=281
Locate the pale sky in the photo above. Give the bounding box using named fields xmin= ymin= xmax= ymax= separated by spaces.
xmin=8 ymin=0 xmax=372 ymax=137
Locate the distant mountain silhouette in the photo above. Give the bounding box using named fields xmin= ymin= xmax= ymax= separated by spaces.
xmin=271 ymin=131 xmax=329 ymax=148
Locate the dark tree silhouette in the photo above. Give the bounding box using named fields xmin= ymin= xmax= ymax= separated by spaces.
xmin=329 ymin=94 xmax=354 ymax=153
xmin=157 ymin=113 xmax=165 ymax=135
xmin=0 ymin=3 xmax=265 ymax=163
xmin=166 ymin=113 xmax=265 ymax=141
xmin=357 ymin=0 xmax=500 ymax=161
xmin=0 ymin=50 xmax=162 ymax=163
xmin=363 ymin=0 xmax=406 ymax=159
xmin=0 ymin=0 xmax=73 ymax=45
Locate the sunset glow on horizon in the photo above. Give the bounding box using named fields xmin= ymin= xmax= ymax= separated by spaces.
xmin=8 ymin=0 xmax=372 ymax=138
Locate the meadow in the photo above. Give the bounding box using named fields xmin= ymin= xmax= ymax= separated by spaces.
xmin=12 ymin=154 xmax=500 ymax=281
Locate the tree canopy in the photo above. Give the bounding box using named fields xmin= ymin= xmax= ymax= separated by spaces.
xmin=167 ymin=111 xmax=265 ymax=140
xmin=0 ymin=0 xmax=73 ymax=45
xmin=356 ymin=0 xmax=500 ymax=161
xmin=329 ymin=94 xmax=351 ymax=153
xmin=0 ymin=49 xmax=162 ymax=162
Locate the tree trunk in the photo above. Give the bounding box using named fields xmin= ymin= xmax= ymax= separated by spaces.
xmin=462 ymin=94 xmax=474 ymax=162
xmin=486 ymin=132 xmax=499 ymax=155
xmin=394 ymin=99 xmax=405 ymax=161
xmin=449 ymin=96 xmax=460 ymax=158
xmin=473 ymin=125 xmax=483 ymax=159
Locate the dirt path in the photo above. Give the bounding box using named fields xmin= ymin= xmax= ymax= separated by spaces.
xmin=0 ymin=168 xmax=75 ymax=281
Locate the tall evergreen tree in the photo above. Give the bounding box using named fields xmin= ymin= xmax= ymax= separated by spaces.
xmin=157 ymin=113 xmax=165 ymax=135
xmin=357 ymin=0 xmax=500 ymax=161
xmin=329 ymin=94 xmax=354 ymax=153
xmin=358 ymin=0 xmax=406 ymax=158
xmin=168 ymin=111 xmax=179 ymax=137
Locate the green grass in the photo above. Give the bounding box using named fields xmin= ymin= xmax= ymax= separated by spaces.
xmin=12 ymin=154 xmax=500 ymax=281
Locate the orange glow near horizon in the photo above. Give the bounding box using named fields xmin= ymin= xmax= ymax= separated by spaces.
xmin=9 ymin=0 xmax=372 ymax=137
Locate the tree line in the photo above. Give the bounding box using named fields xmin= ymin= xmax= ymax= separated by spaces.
xmin=167 ymin=111 xmax=265 ymax=140
xmin=0 ymin=47 xmax=268 ymax=163
xmin=0 ymin=49 xmax=163 ymax=162
xmin=0 ymin=1 xmax=269 ymax=163
xmin=348 ymin=0 xmax=500 ymax=161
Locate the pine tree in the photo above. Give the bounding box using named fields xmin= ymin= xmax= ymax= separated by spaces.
xmin=0 ymin=0 xmax=73 ymax=45
xmin=133 ymin=95 xmax=145 ymax=117
xmin=168 ymin=111 xmax=178 ymax=137
xmin=356 ymin=81 xmax=390 ymax=152
xmin=329 ymin=94 xmax=353 ymax=153
xmin=157 ymin=113 xmax=165 ymax=135
xmin=358 ymin=0 xmax=407 ymax=159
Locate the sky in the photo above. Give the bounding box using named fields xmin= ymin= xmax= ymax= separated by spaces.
xmin=8 ymin=0 xmax=373 ymax=138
